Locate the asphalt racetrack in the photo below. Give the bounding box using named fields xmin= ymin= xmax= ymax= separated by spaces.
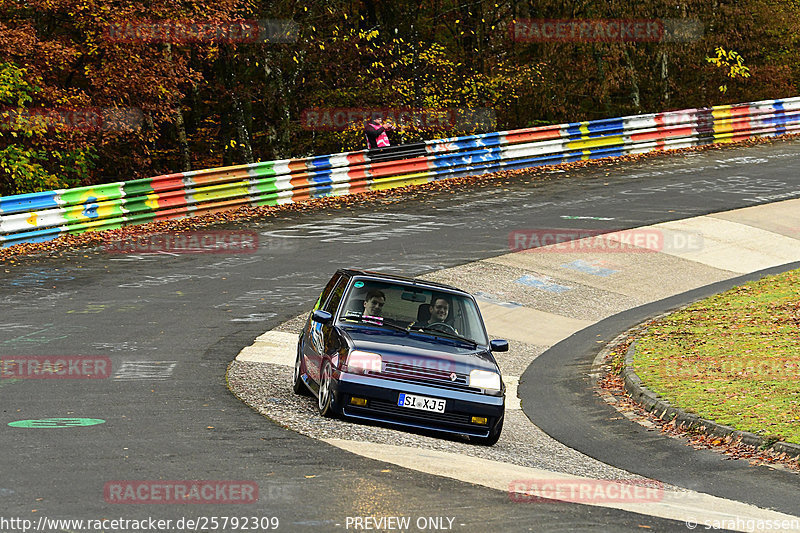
xmin=2 ymin=139 xmax=800 ymax=532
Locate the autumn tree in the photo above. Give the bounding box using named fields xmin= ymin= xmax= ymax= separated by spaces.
xmin=2 ymin=0 xmax=799 ymax=194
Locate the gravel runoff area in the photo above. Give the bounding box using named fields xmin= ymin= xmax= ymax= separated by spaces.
xmin=227 ymin=361 xmax=646 ymax=482
xmin=227 ymin=315 xmax=654 ymax=484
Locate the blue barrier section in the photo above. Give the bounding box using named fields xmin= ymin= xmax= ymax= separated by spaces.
xmin=0 ymin=191 xmax=60 ymax=215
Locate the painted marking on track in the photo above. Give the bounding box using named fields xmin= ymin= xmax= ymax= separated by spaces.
xmin=215 ymin=285 xmax=320 ymax=310
xmin=113 ymin=361 xmax=177 ymax=381
xmin=515 ymin=274 xmax=571 ymax=293
xmin=197 ymin=256 xmax=263 ymax=270
xmin=8 ymin=269 xmax=76 ymax=287
xmin=560 ymin=259 xmax=620 ymax=277
xmin=0 ymin=323 xmax=34 ymax=332
xmin=90 ymin=342 xmax=157 ymax=352
xmin=118 ymin=273 xmax=226 ymax=289
xmin=720 ymin=156 xmax=769 ymax=165
xmin=8 ymin=418 xmax=105 ymax=428
xmin=108 ymin=254 xmax=166 ymax=262
xmin=560 ymin=215 xmax=615 ymax=221
xmin=473 ymin=292 xmax=523 ymax=309
xmin=0 ymin=290 xmax=79 ymax=309
xmin=230 ymin=313 xmax=278 ymax=323
xmin=0 ymin=378 xmax=20 ymax=389
xmin=343 ymin=261 xmax=440 ymax=275
xmin=1 ymin=324 xmax=87 ymax=346
xmin=66 ymin=303 xmax=107 ymax=314
xmin=619 ymin=176 xmax=791 ymax=197
xmin=260 ymin=213 xmax=465 ymax=244
xmin=0 ymin=488 xmax=15 ymax=496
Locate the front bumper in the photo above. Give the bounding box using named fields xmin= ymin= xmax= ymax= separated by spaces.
xmin=332 ymin=371 xmax=504 ymax=438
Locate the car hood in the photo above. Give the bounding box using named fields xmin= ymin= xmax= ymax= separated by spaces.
xmin=341 ymin=326 xmax=500 ymax=375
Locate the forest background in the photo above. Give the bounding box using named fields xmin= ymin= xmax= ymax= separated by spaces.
xmin=0 ymin=0 xmax=797 ymax=195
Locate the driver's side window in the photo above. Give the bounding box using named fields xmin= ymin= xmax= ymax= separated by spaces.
xmin=314 ymin=273 xmax=342 ymax=311
xmin=324 ymin=278 xmax=348 ymax=315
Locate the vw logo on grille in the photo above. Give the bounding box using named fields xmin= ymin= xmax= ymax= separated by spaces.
xmin=449 ymin=372 xmax=457 ymax=382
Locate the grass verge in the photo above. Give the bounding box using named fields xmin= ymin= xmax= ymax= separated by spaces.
xmin=634 ymin=269 xmax=800 ymax=445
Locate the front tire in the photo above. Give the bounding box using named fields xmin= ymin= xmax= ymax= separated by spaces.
xmin=317 ymin=360 xmax=336 ymax=417
xmin=472 ymin=415 xmax=503 ymax=446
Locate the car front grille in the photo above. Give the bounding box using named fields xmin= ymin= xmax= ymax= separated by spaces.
xmin=382 ymin=361 xmax=470 ymax=388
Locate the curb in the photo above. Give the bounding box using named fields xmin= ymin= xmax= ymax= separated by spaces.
xmin=622 ymin=341 xmax=800 ymax=458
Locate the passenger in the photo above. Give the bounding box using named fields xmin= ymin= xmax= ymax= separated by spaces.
xmin=363 ymin=289 xmax=386 ymax=318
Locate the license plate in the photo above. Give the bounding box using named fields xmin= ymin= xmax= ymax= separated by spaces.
xmin=397 ymin=393 xmax=446 ymax=413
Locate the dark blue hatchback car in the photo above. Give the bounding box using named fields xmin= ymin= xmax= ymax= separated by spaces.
xmin=293 ymin=269 xmax=508 ymax=445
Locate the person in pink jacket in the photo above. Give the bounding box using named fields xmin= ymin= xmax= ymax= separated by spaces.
xmin=364 ymin=117 xmax=394 ymax=149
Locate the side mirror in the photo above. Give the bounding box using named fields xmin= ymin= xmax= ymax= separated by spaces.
xmin=312 ymin=310 xmax=333 ymax=325
xmin=490 ymin=339 xmax=509 ymax=352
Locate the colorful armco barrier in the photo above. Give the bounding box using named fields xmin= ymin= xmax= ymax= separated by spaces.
xmin=2 ymin=96 xmax=799 ymax=248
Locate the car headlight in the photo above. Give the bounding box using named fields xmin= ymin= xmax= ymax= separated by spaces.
xmin=346 ymin=350 xmax=382 ymax=374
xmin=469 ymin=369 xmax=501 ymax=391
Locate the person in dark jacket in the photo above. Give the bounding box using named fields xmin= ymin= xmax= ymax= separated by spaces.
xmin=364 ymin=117 xmax=394 ymax=149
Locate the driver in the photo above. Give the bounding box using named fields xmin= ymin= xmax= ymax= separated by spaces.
xmin=411 ymin=296 xmax=456 ymax=332
xmin=429 ymin=297 xmax=450 ymax=324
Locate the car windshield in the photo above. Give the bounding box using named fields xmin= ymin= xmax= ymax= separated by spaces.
xmin=338 ymin=279 xmax=489 ymax=346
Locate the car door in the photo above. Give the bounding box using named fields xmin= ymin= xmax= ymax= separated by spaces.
xmin=302 ymin=273 xmax=340 ymax=384
xmin=306 ymin=275 xmax=348 ymax=385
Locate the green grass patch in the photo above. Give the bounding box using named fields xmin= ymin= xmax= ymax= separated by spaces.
xmin=634 ymin=269 xmax=800 ymax=444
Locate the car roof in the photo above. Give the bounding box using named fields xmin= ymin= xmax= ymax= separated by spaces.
xmin=337 ymin=268 xmax=469 ymax=294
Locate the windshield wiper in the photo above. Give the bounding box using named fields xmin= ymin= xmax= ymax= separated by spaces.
xmin=341 ymin=316 xmax=410 ymax=334
xmin=413 ymin=326 xmax=478 ymax=347
xmin=375 ymin=321 xmax=411 ymax=334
